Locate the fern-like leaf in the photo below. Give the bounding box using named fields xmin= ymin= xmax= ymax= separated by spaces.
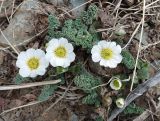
xmin=81 ymin=4 xmax=98 ymax=25
xmin=82 ymin=92 xmax=100 ymax=106
xmin=74 ymin=71 xmax=101 ymax=93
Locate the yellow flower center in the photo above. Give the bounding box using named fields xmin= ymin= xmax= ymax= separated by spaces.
xmin=27 ymin=57 xmax=39 ymax=70
xmin=113 ymin=79 xmax=120 ymax=88
xmin=101 ymin=48 xmax=113 ymax=60
xmin=54 ymin=46 xmax=66 ymax=58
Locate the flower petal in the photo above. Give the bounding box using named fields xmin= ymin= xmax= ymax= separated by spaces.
xmin=45 ymin=53 xmax=53 ymax=61
xmin=67 ymin=52 xmax=75 ymax=62
xmin=59 ymin=37 xmax=68 ymax=45
xmin=65 ymin=43 xmax=74 ymax=53
xmin=98 ymin=40 xmax=109 ymax=48
xmin=112 ymin=54 xmax=122 ymax=63
xmin=107 ymin=60 xmax=118 ymax=68
xmin=29 ymin=71 xmax=38 ymax=78
xmin=114 ymin=45 xmax=122 ymax=54
xmin=91 ymin=45 xmax=101 ymax=54
xmin=92 ymin=53 xmax=101 ymax=62
xmin=50 ymin=58 xmax=56 ymax=67
xmin=26 ymin=48 xmax=35 ymax=57
xmin=39 ymin=58 xmax=49 ymax=68
xmin=37 ymin=68 xmax=46 ymax=76
xmin=55 ymin=58 xmax=65 ymax=67
xmin=35 ymin=49 xmax=45 ymax=58
xmin=109 ymin=42 xmax=116 ymax=48
xmin=19 ymin=68 xmax=30 ymax=77
xmin=63 ymin=60 xmax=71 ymax=68
xmin=100 ymin=59 xmax=109 ymax=67
xmin=49 ymin=38 xmax=59 ymax=46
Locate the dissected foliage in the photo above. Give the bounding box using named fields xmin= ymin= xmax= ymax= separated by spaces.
xmin=74 ymin=69 xmax=102 ymax=105
xmin=48 ymin=4 xmax=99 ymax=50
xmin=81 ymin=4 xmax=98 ymax=25
xmin=82 ymin=92 xmax=100 ymax=106
xmin=123 ymin=103 xmax=145 ymax=115
xmin=121 ymin=50 xmax=136 ymax=69
xmin=73 ymin=70 xmax=102 ymax=93
xmin=48 ymin=15 xmax=60 ymax=29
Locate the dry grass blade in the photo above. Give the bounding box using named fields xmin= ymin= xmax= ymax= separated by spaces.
xmin=0 ymin=101 xmax=43 ymax=116
xmin=0 ymin=0 xmax=4 ymax=13
xmin=0 ymin=79 xmax=61 ymax=90
xmin=0 ymin=29 xmax=19 ymax=55
xmin=130 ymin=0 xmax=146 ymax=91
xmin=122 ymin=20 xmax=142 ymax=49
xmin=141 ymin=40 xmax=160 ymax=50
xmin=145 ymin=0 xmax=160 ymax=8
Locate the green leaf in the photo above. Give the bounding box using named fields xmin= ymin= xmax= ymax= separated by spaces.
xmin=121 ymin=50 xmax=136 ymax=69
xmin=81 ymin=4 xmax=98 ymax=25
xmin=48 ymin=15 xmax=61 ymax=38
xmin=137 ymin=60 xmax=149 ymax=80
xmin=47 ymin=5 xmax=98 ymax=50
xmin=123 ymin=103 xmax=145 ymax=115
xmin=95 ymin=116 xmax=104 ymax=121
xmin=38 ymin=84 xmax=58 ymax=101
xmin=82 ymin=92 xmax=100 ymax=106
xmin=73 ymin=71 xmax=102 ymax=93
xmin=14 ymin=73 xmax=28 ymax=84
xmin=56 ymin=67 xmax=68 ymax=75
xmin=48 ymin=15 xmax=60 ymax=30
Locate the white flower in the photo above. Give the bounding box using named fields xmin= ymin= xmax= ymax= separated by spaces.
xmin=91 ymin=40 xmax=122 ymax=68
xmin=45 ymin=38 xmax=75 ymax=68
xmin=16 ymin=48 xmax=49 ymax=78
xmin=110 ymin=78 xmax=122 ymax=90
xmin=116 ymin=98 xmax=125 ymax=108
